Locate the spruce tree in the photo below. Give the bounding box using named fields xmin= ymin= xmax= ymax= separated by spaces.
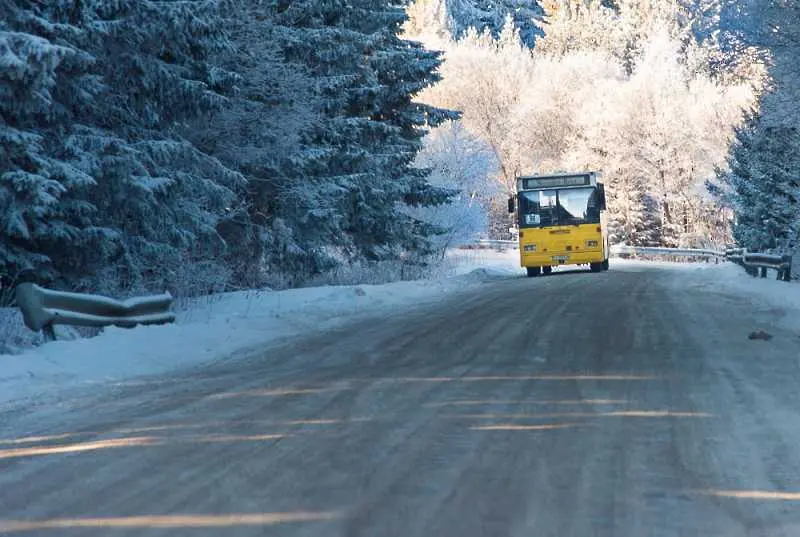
xmin=1 ymin=0 xmax=104 ymax=289
xmin=2 ymin=0 xmax=242 ymax=295
xmin=712 ymin=109 xmax=799 ymax=251
xmin=75 ymin=0 xmax=243 ymax=294
xmin=267 ymin=0 xmax=457 ymax=279
xmin=176 ymin=0 xmax=318 ymax=288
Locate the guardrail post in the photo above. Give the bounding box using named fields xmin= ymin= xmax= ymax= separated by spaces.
xmin=41 ymin=324 xmax=56 ymax=342
xmin=760 ymin=266 xmax=767 ymax=278
xmin=781 ymin=254 xmax=793 ymax=282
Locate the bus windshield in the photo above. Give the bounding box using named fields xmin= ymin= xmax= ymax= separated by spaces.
xmin=519 ymin=187 xmax=600 ymax=228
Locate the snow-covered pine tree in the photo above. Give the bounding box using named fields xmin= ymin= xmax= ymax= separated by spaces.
xmin=711 ymin=109 xmax=800 ymax=252
xmin=605 ymin=169 xmax=663 ymax=247
xmin=3 ymin=0 xmax=243 ymax=296
xmin=1 ymin=0 xmax=103 ymax=292
xmin=74 ymin=0 xmax=244 ymax=295
xmin=406 ymin=0 xmax=543 ymax=47
xmin=349 ymin=2 xmax=460 ymax=260
xmin=745 ymin=0 xmax=800 ymax=129
xmin=268 ymin=0 xmax=458 ymax=279
xmin=713 ymin=0 xmax=800 ymax=271
xmin=186 ymin=0 xmax=318 ymax=289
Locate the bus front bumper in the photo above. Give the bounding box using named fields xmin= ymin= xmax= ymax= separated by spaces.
xmin=520 ymin=250 xmax=604 ymax=267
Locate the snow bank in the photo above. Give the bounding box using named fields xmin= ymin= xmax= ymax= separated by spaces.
xmin=634 ymin=255 xmax=800 ymax=332
xmin=0 ymin=249 xmax=523 ymax=408
xmin=695 ymin=262 xmax=800 ymax=333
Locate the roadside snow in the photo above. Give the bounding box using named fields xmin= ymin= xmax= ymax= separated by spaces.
xmin=696 ymin=261 xmax=800 ymax=333
xmin=634 ymin=256 xmax=800 ymax=332
xmin=4 ymin=251 xmax=794 ymax=410
xmin=0 ymin=249 xmax=523 ymax=408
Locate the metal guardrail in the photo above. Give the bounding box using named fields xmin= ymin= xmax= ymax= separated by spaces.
xmin=469 ymin=239 xmax=793 ymax=280
xmin=15 ymin=283 xmax=175 ymax=341
xmin=610 ymin=245 xmax=724 ymax=258
xmin=473 ymin=239 xmax=517 ymax=249
xmin=612 ymin=244 xmax=793 ymax=282
xmin=725 ymin=249 xmax=792 ymax=282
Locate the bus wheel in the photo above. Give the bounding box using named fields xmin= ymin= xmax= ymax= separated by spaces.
xmin=590 ymin=262 xmax=603 ymax=272
xmin=526 ymin=267 xmax=541 ymax=278
xmin=542 ymin=266 xmax=553 ymax=275
xmin=602 ymin=259 xmax=610 ymax=271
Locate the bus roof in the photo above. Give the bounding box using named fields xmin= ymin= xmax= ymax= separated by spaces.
xmin=516 ymin=171 xmax=599 ymax=191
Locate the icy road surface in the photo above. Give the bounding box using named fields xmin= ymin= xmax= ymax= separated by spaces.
xmin=1 ymin=262 xmax=800 ymax=536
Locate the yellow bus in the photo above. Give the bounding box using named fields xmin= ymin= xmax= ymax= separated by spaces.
xmin=508 ymin=171 xmax=609 ymax=277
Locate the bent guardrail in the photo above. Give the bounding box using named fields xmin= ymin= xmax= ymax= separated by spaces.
xmin=15 ymin=283 xmax=175 ymax=341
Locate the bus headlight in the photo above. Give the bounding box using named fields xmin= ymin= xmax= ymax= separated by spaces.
xmin=524 ymin=244 xmax=537 ymax=252
xmin=586 ymin=240 xmax=599 ymax=248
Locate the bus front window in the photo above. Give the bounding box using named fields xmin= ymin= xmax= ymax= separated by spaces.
xmin=519 ymin=190 xmax=557 ymax=227
xmin=519 ymin=187 xmax=599 ymax=228
xmin=558 ymin=188 xmax=599 ymax=225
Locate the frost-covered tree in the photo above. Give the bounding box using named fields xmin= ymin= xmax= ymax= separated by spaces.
xmin=1 ymin=1 xmax=100 ymax=287
xmin=421 ymin=20 xmax=532 ymax=194
xmin=534 ymin=0 xmax=631 ymax=60
xmin=536 ymin=0 xmax=734 ymax=77
xmin=420 ymin=12 xmax=750 ymax=246
xmin=262 ymin=0 xmax=457 ymax=282
xmin=405 ymin=121 xmax=499 ymax=254
xmin=405 ymin=0 xmax=543 ymax=47
xmin=2 ymin=0 xmax=243 ymax=296
xmin=711 ymin=110 xmax=799 ymax=252
xmin=511 ymin=49 xmax=621 ymax=175
xmin=569 ymin=30 xmax=748 ymax=246
xmin=186 ymin=0 xmax=318 ymax=288
xmin=708 ymin=0 xmax=800 ymax=265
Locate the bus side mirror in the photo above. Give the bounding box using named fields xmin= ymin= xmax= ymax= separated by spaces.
xmin=508 ymin=196 xmax=515 ymax=214
xmin=598 ymin=183 xmax=607 ymax=211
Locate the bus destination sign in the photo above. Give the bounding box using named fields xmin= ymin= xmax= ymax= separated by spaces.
xmin=520 ymin=174 xmax=592 ymax=190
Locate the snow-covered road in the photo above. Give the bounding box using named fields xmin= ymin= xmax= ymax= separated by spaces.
xmin=1 ymin=259 xmax=800 ymax=536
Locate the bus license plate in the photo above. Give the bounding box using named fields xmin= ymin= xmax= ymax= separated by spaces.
xmin=552 ymin=255 xmax=569 ymax=263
